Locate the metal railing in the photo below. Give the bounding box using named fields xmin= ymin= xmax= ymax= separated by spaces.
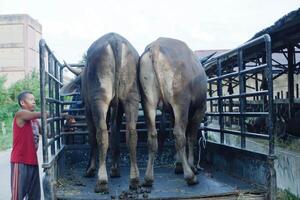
xmin=39 ymin=39 xmax=65 ymax=168
xmin=204 ymin=34 xmax=274 ymax=155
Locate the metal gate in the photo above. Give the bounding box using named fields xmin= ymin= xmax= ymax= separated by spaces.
xmin=204 ymin=34 xmax=274 ymax=155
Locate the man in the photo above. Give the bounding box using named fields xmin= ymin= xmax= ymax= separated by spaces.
xmin=10 ymin=91 xmax=43 ymax=200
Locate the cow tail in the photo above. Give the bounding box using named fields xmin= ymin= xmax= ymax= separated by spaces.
xmin=110 ymin=38 xmax=123 ymax=121
xmin=150 ymin=44 xmax=165 ymax=103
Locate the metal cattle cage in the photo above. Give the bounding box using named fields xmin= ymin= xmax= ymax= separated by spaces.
xmin=204 ymin=34 xmax=274 ymax=153
xmin=39 ymin=36 xmax=275 ymax=199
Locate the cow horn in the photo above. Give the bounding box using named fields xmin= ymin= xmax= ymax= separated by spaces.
xmin=63 ymin=61 xmax=82 ymax=76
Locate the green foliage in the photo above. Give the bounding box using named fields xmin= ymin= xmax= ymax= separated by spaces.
xmin=0 ymin=118 xmax=13 ymax=151
xmin=0 ymin=76 xmax=14 ymax=120
xmin=8 ymin=71 xmax=40 ymax=110
xmin=0 ymin=71 xmax=41 ymax=150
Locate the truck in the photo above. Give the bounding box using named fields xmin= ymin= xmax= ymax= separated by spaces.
xmin=39 ymin=34 xmax=276 ymax=200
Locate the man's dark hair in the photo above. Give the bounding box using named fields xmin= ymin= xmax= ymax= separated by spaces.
xmin=17 ymin=91 xmax=33 ymax=107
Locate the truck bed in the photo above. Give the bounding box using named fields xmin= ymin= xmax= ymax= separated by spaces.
xmin=55 ymin=145 xmax=265 ymax=200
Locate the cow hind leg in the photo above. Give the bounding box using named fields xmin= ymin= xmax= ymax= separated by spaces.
xmin=142 ymin=99 xmax=159 ymax=187
xmin=110 ymin=103 xmax=124 ymax=178
xmin=93 ymin=101 xmax=110 ymax=193
xmin=122 ymin=99 xmax=140 ymax=190
xmin=85 ymin=106 xmax=97 ymax=177
xmin=174 ymin=152 xmax=183 ymax=174
xmin=187 ymin=106 xmax=206 ymax=174
xmin=172 ymin=104 xmax=198 ymax=185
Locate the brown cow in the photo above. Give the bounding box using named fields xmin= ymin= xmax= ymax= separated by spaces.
xmin=139 ymin=37 xmax=207 ymax=186
xmin=60 ymin=33 xmax=140 ymax=193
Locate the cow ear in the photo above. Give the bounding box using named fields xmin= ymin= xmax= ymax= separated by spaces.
xmin=60 ymin=76 xmax=81 ymax=96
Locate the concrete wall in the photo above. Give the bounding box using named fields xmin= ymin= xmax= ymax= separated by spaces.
xmin=0 ymin=14 xmax=42 ymax=87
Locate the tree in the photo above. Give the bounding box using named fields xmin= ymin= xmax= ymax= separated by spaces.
xmin=7 ymin=71 xmax=41 ymax=115
xmin=0 ymin=75 xmax=14 ymax=120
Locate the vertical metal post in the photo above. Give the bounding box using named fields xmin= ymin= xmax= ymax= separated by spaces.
xmin=255 ymin=73 xmax=259 ymax=100
xmin=296 ymin=84 xmax=299 ymax=98
xmin=263 ymin=34 xmax=276 ymax=200
xmin=238 ymin=49 xmax=246 ymax=149
xmin=60 ymin=67 xmax=65 ymax=145
xmin=287 ymin=46 xmax=295 ymax=118
xmin=39 ymin=39 xmax=48 ymax=164
xmin=264 ymin=35 xmax=274 ymax=156
xmin=55 ymin=60 xmax=61 ymax=150
xmin=48 ymin=55 xmax=55 ymax=156
xmin=228 ymin=79 xmax=233 ymax=128
xmin=262 ymin=56 xmax=268 ymax=112
xmin=264 ymin=35 xmax=277 ymax=200
xmin=209 ymin=82 xmax=213 ymax=114
xmin=217 ymin=58 xmax=224 ymax=144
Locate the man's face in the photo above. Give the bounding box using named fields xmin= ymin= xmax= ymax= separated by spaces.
xmin=21 ymin=93 xmax=36 ymax=111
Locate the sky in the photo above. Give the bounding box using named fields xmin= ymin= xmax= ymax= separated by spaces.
xmin=1 ymin=0 xmax=300 ymax=63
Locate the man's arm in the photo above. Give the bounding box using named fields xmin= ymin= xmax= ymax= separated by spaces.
xmin=15 ymin=110 xmax=46 ymax=128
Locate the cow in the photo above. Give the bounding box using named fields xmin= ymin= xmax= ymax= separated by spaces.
xmin=60 ymin=33 xmax=140 ymax=193
xmin=139 ymin=37 xmax=207 ymax=186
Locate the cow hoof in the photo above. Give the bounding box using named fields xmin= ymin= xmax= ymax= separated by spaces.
xmin=191 ymin=166 xmax=199 ymax=175
xmin=110 ymin=167 xmax=121 ymax=178
xmin=84 ymin=168 xmax=96 ymax=177
xmin=94 ymin=181 xmax=109 ymax=193
xmin=186 ymin=176 xmax=199 ymax=186
xmin=129 ymin=178 xmax=139 ymax=190
xmin=174 ymin=162 xmax=183 ymax=174
xmin=142 ymin=178 xmax=153 ymax=187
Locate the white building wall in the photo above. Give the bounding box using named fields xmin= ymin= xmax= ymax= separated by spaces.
xmin=0 ymin=14 xmax=42 ymax=87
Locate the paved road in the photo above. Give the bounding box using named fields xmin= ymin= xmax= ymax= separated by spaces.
xmin=0 ymin=142 xmax=44 ymax=200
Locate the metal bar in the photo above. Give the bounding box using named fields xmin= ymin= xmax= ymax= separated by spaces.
xmin=60 ymin=131 xmax=89 ymax=136
xmin=205 ymin=35 xmax=273 ymax=71
xmin=217 ymin=58 xmax=224 ymax=144
xmin=203 ymin=127 xmax=269 ymax=139
xmin=207 ymin=64 xmax=266 ymax=82
xmin=240 ymin=64 xmax=266 ymax=74
xmin=46 ymin=72 xmax=63 ymax=85
xmin=206 ymin=112 xmax=269 ymax=116
xmin=229 ymin=72 xmax=263 ymax=91
xmin=46 ymin=97 xmax=62 ymax=104
xmin=207 ymin=90 xmax=268 ymax=100
xmin=40 ymin=39 xmax=67 ymax=170
xmin=297 ymin=84 xmax=299 ymax=98
xmin=61 ymin=100 xmax=83 ymax=105
xmin=208 ymin=82 xmax=213 ymax=114
xmin=47 ymin=117 xmax=62 ymax=123
xmin=42 ymin=146 xmax=64 ymax=169
xmin=280 ymin=49 xmax=288 ymax=61
xmin=48 ymin=56 xmax=56 ymax=156
xmin=255 ymin=73 xmax=259 ymax=100
xmin=287 ymin=46 xmax=295 ymax=118
xmin=272 ymin=68 xmax=288 ymax=81
xmin=205 ymin=34 xmax=274 ymax=153
xmin=43 ymin=43 xmax=64 ymax=68
xmin=39 ymin=40 xmax=49 ymax=164
xmin=271 ymin=58 xmax=288 ymax=70
xmin=264 ymin=35 xmax=274 ymax=156
xmin=55 ymin=60 xmax=61 ymax=150
xmin=60 ymin=67 xmax=65 ymax=145
xmin=62 ymin=108 xmax=85 ymax=112
xmin=238 ymin=49 xmax=246 ymax=149
xmin=46 ymin=135 xmax=61 ymax=148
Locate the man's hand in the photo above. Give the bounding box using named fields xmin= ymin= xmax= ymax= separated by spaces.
xmin=60 ymin=112 xmax=74 ymax=120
